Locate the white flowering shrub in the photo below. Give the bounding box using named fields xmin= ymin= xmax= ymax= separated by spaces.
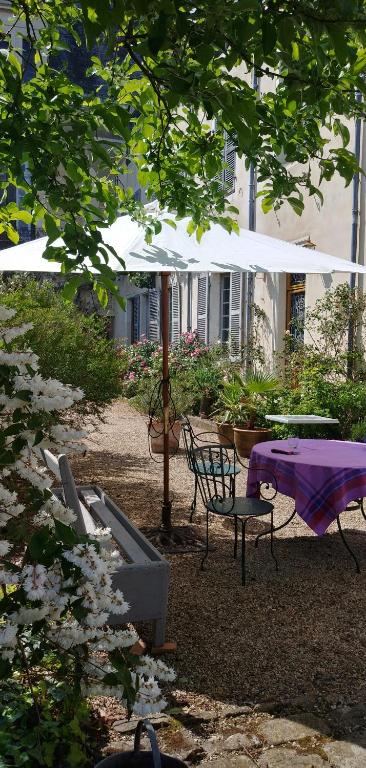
xmin=0 ymin=306 xmax=174 ymax=767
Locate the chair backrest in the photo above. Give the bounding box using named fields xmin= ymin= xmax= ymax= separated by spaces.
xmin=41 ymin=448 xmax=93 ymax=536
xmin=181 ymin=419 xmax=196 ymax=473
xmin=189 ymin=441 xmax=236 ymax=514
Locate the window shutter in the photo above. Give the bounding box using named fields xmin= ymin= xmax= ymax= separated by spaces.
xmin=197 ymin=275 xmax=208 ymax=343
xmin=148 ymin=288 xmax=161 ymax=341
xmin=224 ymin=131 xmax=236 ymax=194
xmin=169 ymin=277 xmax=180 ymax=343
xmin=140 ymin=293 xmax=148 ymax=339
xmin=132 ymin=295 xmax=140 ymax=343
xmin=229 ymin=272 xmax=243 ymax=354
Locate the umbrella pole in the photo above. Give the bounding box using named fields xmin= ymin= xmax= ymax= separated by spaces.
xmin=161 ymin=272 xmax=172 ymax=529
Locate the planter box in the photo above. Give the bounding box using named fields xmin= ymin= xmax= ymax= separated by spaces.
xmin=233 ymin=427 xmax=272 ymax=458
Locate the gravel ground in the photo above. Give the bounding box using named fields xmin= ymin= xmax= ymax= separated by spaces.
xmin=71 ymin=399 xmax=366 ymax=715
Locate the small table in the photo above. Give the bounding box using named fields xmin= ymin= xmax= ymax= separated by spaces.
xmin=247 ymin=438 xmax=366 ymax=571
xmin=265 ymin=414 xmax=339 ymax=426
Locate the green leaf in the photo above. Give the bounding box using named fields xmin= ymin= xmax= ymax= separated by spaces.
xmin=28 ymin=526 xmax=51 ymax=560
xmin=44 ymin=214 xmax=60 ymax=245
xmin=262 ymin=18 xmax=277 ymax=56
xmin=288 ymin=197 xmax=304 ymax=216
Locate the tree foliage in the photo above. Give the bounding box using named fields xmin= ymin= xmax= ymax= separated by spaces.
xmin=1 ymin=1 xmax=366 ymax=296
xmin=0 ymin=278 xmax=122 ymax=415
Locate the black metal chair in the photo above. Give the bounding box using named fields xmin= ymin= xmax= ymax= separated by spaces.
xmin=187 ymin=438 xmax=278 ymax=585
xmin=181 ymin=420 xmax=241 ymax=521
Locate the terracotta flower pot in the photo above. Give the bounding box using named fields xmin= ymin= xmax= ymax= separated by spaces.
xmin=149 ymin=419 xmax=181 ymax=454
xmin=233 ymin=427 xmax=272 ymax=458
xmin=215 ymin=422 xmax=235 ymax=446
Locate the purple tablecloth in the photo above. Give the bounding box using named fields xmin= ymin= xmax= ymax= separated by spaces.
xmin=246 ymin=439 xmax=366 ymax=535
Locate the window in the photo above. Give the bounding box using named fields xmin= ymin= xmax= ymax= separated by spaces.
xmin=220 ymin=272 xmax=243 ymax=353
xmin=220 ymin=274 xmax=230 ymax=342
xmin=286 ymin=238 xmax=315 ymax=343
xmin=286 ymin=274 xmax=306 ymax=344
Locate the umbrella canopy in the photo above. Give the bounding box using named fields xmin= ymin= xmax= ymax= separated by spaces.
xmin=1 ymin=214 xmax=366 ymax=274
xmin=2 ymin=212 xmax=366 ymax=543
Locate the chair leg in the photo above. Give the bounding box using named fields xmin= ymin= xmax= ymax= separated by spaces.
xmin=200 ymin=509 xmax=210 ymax=571
xmin=337 ymin=515 xmax=360 ymax=573
xmin=241 ymin=519 xmax=247 ymax=586
xmin=255 ymin=508 xmax=296 ymax=548
xmin=361 ymin=498 xmax=366 ymax=523
xmin=234 ymin=515 xmax=238 ymax=559
xmin=270 ymin=510 xmax=278 ymax=571
xmin=153 ymin=616 xmax=166 ymax=647
xmin=190 ymin=477 xmax=198 ymax=522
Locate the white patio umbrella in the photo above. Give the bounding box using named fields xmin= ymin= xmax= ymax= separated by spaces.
xmin=2 ymin=213 xmax=366 ymax=274
xmin=2 ymin=213 xmax=366 ymax=539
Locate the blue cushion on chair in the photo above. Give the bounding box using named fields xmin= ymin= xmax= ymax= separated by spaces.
xmin=195 ymin=460 xmax=240 ymax=477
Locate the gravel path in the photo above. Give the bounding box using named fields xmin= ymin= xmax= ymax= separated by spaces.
xmin=71 ymin=400 xmax=366 ymax=714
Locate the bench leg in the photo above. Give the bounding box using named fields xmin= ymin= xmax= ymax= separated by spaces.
xmin=153 ymin=616 xmax=166 ymax=647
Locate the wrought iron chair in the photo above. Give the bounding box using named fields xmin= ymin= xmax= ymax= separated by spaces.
xmin=187 ymin=437 xmax=278 ymax=585
xmin=181 ymin=420 xmax=241 ymax=521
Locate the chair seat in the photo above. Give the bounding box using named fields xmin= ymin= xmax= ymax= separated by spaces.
xmin=196 ymin=461 xmax=240 ymax=477
xmin=207 ymin=496 xmax=273 ymax=517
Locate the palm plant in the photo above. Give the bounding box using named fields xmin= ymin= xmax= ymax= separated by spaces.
xmin=235 ymin=371 xmax=279 ymax=429
xmin=213 ymin=371 xmax=278 ymax=427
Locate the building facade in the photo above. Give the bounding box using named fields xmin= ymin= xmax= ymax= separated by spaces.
xmin=1 ymin=3 xmax=364 ymax=357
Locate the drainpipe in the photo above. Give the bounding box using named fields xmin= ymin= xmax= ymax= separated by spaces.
xmin=347 ymin=90 xmax=362 ymax=378
xmin=246 ymin=70 xmax=259 ymax=373
xmin=187 ymin=273 xmax=192 ymax=331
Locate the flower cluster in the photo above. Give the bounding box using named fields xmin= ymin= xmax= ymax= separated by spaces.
xmin=119 ymin=330 xmax=209 ymax=392
xmin=0 ymin=306 xmax=174 ymax=735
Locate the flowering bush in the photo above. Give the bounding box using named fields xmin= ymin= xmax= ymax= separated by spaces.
xmin=119 ymin=331 xmax=210 ymax=392
xmin=0 ymin=278 xmax=123 ymax=417
xmin=0 ymin=306 xmax=174 ymax=767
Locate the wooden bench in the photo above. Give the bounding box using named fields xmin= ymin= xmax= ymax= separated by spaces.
xmin=41 ymin=449 xmax=169 ymax=647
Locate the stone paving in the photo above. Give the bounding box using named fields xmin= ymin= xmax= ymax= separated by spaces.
xmin=106 ymin=703 xmax=366 ymax=767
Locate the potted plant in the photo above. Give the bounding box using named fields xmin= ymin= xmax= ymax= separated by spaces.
xmin=232 ymin=372 xmax=278 ymax=457
xmin=211 ymin=378 xmax=243 ymax=445
xmin=193 ymin=365 xmax=222 ymax=418
xmin=133 ymin=375 xmax=194 ymax=454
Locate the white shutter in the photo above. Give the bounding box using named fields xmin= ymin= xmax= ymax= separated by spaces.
xmin=224 ymin=131 xmax=236 ymax=194
xmin=197 ymin=274 xmax=208 ymax=343
xmin=140 ymin=293 xmax=148 ymax=339
xmin=169 ymin=277 xmax=180 ymax=343
xmin=229 ymin=272 xmax=243 ymax=354
xmin=148 ymin=288 xmax=161 ymax=341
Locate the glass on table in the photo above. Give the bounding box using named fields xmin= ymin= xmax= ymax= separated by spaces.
xmin=287 ymin=436 xmax=299 ymax=453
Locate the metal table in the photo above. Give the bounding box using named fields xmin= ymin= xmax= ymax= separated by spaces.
xmin=265 ymin=414 xmax=339 ymax=425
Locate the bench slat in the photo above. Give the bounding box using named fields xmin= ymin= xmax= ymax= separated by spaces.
xmin=80 ymin=490 xmax=152 ymax=565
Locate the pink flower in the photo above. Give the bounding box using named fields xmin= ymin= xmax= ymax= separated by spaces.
xmin=128 ymin=372 xmax=136 ymax=380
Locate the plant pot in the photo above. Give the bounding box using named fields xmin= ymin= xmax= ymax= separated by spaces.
xmin=233 ymin=427 xmax=272 ymax=458
xmin=149 ymin=420 xmax=181 ymax=454
xmin=199 ymin=393 xmax=213 ymax=418
xmin=95 ymin=750 xmax=186 ymax=768
xmin=95 ymin=719 xmax=187 ymax=768
xmin=215 ymin=422 xmax=234 ymax=446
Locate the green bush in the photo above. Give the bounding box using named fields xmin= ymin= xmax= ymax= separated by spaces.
xmin=0 ymin=278 xmax=122 ymax=415
xmin=350 ymin=420 xmax=366 ymax=443
xmin=132 ymin=372 xmax=197 ymax=418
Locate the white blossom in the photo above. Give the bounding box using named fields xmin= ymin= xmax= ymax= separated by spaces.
xmin=1 ymin=323 xmax=33 ymax=343
xmin=0 ymin=540 xmax=11 ymax=556
xmin=0 ymin=305 xmax=16 ymax=321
